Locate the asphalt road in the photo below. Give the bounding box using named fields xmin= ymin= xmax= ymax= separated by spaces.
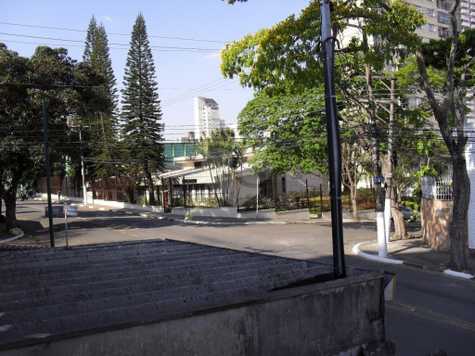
xmin=11 ymin=201 xmax=475 ymax=355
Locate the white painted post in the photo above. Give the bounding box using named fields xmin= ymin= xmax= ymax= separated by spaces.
xmin=466 ymin=113 xmax=475 ymax=249
xmin=63 ymin=202 xmax=69 ymax=248
xmin=79 ymin=129 xmax=87 ymax=206
xmin=377 ymin=211 xmax=388 ymax=257
xmin=256 ymin=175 xmax=260 ymax=217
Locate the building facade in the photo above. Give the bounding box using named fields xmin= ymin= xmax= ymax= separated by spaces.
xmin=194 ymin=97 xmax=223 ymax=140
xmin=406 ymin=0 xmax=452 ymax=40
xmin=461 ymin=0 xmax=475 ymax=29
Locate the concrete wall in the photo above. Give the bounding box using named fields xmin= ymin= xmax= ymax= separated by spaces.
xmin=421 ymin=198 xmax=452 ymax=251
xmin=39 ymin=194 xmax=164 ymax=214
xmin=172 ymin=206 xmax=238 ymax=218
xmin=2 ymin=273 xmax=393 ymax=356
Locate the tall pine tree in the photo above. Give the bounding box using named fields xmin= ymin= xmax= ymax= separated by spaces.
xmin=83 ymin=17 xmax=117 ymax=120
xmin=83 ymin=16 xmax=97 ymax=63
xmin=82 ymin=16 xmax=119 ymax=188
xmin=121 ymin=14 xmax=164 ymax=205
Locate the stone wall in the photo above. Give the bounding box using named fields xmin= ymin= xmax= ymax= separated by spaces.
xmin=421 ymin=198 xmax=452 ymax=251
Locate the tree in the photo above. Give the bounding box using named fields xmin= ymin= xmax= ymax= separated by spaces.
xmin=414 ymin=1 xmax=475 ymax=271
xmin=82 ymin=17 xmax=118 ymax=187
xmin=0 ymin=44 xmax=104 ymax=230
xmin=0 ymin=45 xmax=41 ymax=230
xmin=121 ymin=14 xmax=164 ymax=205
xmin=199 ymin=128 xmax=243 ymax=207
xmin=239 ymin=89 xmax=327 ymax=172
xmin=222 ymin=0 xmax=423 ymax=227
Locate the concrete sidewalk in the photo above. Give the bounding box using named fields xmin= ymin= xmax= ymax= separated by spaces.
xmin=359 ymin=238 xmax=475 ymax=274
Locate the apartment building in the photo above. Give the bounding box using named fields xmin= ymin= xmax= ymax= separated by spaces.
xmin=193 ymin=97 xmax=224 ymax=140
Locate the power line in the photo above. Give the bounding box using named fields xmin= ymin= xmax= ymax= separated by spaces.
xmin=0 ymin=21 xmax=228 ymax=44
xmin=0 ymin=39 xmax=220 ymax=55
xmin=0 ymin=32 xmax=221 ymax=51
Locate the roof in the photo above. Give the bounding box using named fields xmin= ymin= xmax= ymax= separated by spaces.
xmin=158 ymin=167 xmax=208 ymax=179
xmin=0 ymin=240 xmax=332 ymax=350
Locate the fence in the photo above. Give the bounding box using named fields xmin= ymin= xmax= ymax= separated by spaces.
xmin=421 ymin=176 xmax=453 ymax=201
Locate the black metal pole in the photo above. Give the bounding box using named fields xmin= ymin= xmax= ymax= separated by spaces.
xmin=42 ymin=98 xmax=55 ymax=248
xmin=321 ymin=0 xmax=346 ymax=278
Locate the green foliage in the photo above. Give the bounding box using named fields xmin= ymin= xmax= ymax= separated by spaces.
xmin=199 ymin=128 xmax=242 ymax=207
xmin=238 ymin=88 xmax=327 ymax=174
xmin=82 ymin=17 xmax=119 ymax=180
xmin=221 ymin=0 xmax=423 ymax=94
xmin=121 ymin=14 xmax=164 ymax=204
xmin=0 ymin=43 xmax=105 ymax=228
xmin=121 ymin=14 xmax=164 ymax=169
xmin=199 ymin=128 xmax=242 ymax=169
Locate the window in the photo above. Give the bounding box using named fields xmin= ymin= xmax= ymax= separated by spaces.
xmin=437 ymin=0 xmax=451 ymax=11
xmin=439 ymin=27 xmax=450 ymax=38
xmin=421 ymin=23 xmax=438 ymax=33
xmin=281 ymin=177 xmax=286 ymax=194
xmin=438 ymin=11 xmax=450 ymax=24
xmin=416 ymin=5 xmax=435 ymax=18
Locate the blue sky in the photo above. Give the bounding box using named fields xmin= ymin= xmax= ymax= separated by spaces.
xmin=1 ymin=0 xmax=309 ymax=140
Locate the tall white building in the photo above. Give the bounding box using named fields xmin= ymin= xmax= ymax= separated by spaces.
xmin=405 ymin=0 xmax=452 ymax=40
xmin=194 ymin=97 xmax=223 ymax=140
xmin=461 ymin=0 xmax=475 ymax=29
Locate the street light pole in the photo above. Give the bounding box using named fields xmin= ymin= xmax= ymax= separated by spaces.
xmin=42 ymin=98 xmax=55 ymax=248
xmin=321 ymin=0 xmax=346 ymax=278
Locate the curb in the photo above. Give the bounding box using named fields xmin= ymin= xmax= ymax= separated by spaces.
xmin=352 ymin=242 xmax=404 ymax=265
xmin=0 ymin=228 xmax=25 ymax=244
xmin=353 ymin=240 xmax=475 ymax=280
xmin=443 ymin=269 xmax=475 ymax=279
xmin=137 ymin=212 xmax=310 ymax=226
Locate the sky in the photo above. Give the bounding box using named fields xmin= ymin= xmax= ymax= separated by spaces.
xmin=1 ymin=0 xmax=309 ymax=140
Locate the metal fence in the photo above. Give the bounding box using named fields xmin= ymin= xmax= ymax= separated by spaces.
xmin=421 ymin=176 xmax=453 ymax=201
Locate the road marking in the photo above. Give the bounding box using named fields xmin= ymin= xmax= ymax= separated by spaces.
xmin=388 ymin=301 xmax=475 ymax=333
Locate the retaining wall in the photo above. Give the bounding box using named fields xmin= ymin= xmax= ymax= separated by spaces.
xmin=3 ymin=273 xmax=393 ymax=356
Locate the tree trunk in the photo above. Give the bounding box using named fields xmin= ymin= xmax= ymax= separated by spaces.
xmin=350 ymin=185 xmax=358 ymax=220
xmin=449 ymin=155 xmax=470 ymax=271
xmin=143 ymin=161 xmax=156 ymax=206
xmin=391 ymin=206 xmax=407 ymax=240
xmin=4 ymin=190 xmax=17 ymax=231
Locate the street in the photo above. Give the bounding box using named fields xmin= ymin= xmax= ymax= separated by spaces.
xmin=9 ymin=201 xmax=475 ymax=355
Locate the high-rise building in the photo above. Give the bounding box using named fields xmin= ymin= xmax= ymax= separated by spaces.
xmin=194 ymin=97 xmax=223 ymax=140
xmin=406 ymin=0 xmax=452 ymax=40
xmin=461 ymin=0 xmax=475 ymax=29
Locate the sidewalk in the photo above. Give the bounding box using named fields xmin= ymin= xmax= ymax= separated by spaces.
xmin=359 ymin=238 xmax=475 ymax=274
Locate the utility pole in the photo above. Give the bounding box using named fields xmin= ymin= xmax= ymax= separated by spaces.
xmin=384 ymin=76 xmax=396 ymax=245
xmin=78 ymin=128 xmax=88 ymax=205
xmin=321 ymin=0 xmax=346 ymax=278
xmin=42 ymin=98 xmax=55 ymax=248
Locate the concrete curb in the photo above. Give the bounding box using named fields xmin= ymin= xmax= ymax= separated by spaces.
xmin=353 ymin=240 xmax=475 ymax=280
xmin=0 ymin=228 xmax=25 ymax=244
xmin=181 ymin=219 xmax=289 ymax=226
xmin=352 ymin=242 xmax=404 ymax=265
xmin=443 ymin=269 xmax=475 ymax=280
xmin=136 ymin=211 xmax=371 ymax=227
